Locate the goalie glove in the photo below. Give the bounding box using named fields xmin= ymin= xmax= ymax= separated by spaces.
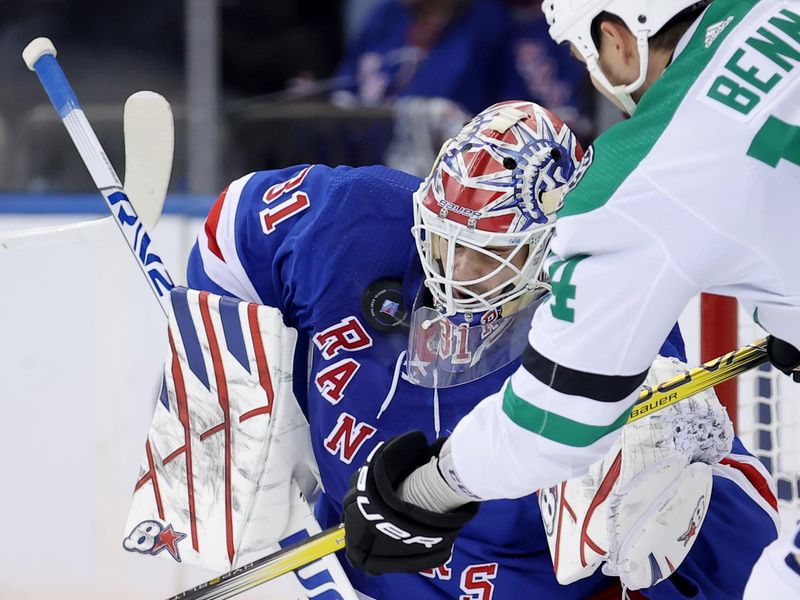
xmin=640 ymin=355 xmax=734 ymax=465
xmin=541 ymin=355 xmax=734 ymax=590
xmin=342 ymin=431 xmax=479 ymax=575
xmin=767 ymin=335 xmax=800 ymax=382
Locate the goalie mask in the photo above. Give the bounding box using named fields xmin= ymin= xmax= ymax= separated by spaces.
xmin=407 ymin=101 xmax=583 ymax=387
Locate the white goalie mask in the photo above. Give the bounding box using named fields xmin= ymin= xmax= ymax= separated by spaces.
xmin=412 ymin=100 xmax=583 ymax=319
xmin=543 ymin=0 xmax=711 ymax=114
xmin=407 ymin=101 xmax=583 ymax=387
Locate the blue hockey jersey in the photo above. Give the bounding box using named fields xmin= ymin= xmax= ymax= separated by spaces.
xmin=187 ymin=164 xmax=780 ymax=599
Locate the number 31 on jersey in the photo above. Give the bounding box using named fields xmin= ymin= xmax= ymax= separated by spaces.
xmin=260 ymin=166 xmax=313 ymax=235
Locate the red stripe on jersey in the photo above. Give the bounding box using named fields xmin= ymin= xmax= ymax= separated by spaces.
xmin=720 ymin=456 xmax=778 ymax=511
xmin=161 ymin=445 xmax=186 ymax=465
xmin=666 ymin=556 xmax=676 ymax=573
xmin=199 ymin=422 xmax=225 ymax=442
xmin=240 ymin=406 xmax=271 ymax=422
xmin=552 ymin=481 xmax=577 ymax=576
xmin=205 ymin=188 xmax=228 ymax=262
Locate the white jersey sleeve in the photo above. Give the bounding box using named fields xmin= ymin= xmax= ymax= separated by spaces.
xmin=744 ymin=522 xmax=800 ymax=599
xmin=445 ymin=0 xmax=800 ymax=500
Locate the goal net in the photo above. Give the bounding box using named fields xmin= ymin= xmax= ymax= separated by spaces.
xmin=733 ymin=305 xmax=800 ymax=535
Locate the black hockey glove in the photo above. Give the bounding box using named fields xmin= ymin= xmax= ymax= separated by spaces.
xmin=767 ymin=335 xmax=800 ymax=382
xmin=342 ymin=431 xmax=479 ymax=575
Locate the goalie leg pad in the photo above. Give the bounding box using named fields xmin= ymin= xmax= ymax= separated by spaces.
xmin=125 ymin=288 xmax=321 ymax=572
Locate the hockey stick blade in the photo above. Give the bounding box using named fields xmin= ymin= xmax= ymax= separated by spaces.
xmin=0 ymin=89 xmax=173 ymax=253
xmin=22 ymin=37 xmax=175 ymax=315
xmin=166 ymin=524 xmax=345 ymax=600
xmin=172 ymin=337 xmax=769 ymax=599
xmin=124 ymin=91 xmax=173 ymax=229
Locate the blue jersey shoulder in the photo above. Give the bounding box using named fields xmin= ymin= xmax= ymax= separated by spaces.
xmin=278 ymin=164 xmax=421 ymax=333
xmin=189 ymin=163 xmax=421 ymax=333
xmin=186 ymin=164 xmax=337 ymax=302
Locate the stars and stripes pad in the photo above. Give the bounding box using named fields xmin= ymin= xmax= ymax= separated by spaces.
xmin=124 ymin=287 xmax=304 ymax=572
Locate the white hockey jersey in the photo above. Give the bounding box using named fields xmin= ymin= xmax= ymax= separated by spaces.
xmin=444 ymin=0 xmax=800 ymax=500
xmin=745 ymin=521 xmax=800 ymax=598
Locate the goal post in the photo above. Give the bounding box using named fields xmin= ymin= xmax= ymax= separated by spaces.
xmin=701 ymin=293 xmax=739 ymax=430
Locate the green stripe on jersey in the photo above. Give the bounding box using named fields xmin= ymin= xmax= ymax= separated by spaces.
xmin=559 ymin=0 xmax=759 ymax=218
xmin=502 ymin=382 xmax=632 ymax=447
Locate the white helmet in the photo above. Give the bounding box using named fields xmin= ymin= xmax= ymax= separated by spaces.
xmin=412 ymin=100 xmax=583 ymax=319
xmin=543 ymin=0 xmax=708 ymax=114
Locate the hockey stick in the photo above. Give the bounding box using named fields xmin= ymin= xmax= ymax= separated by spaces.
xmin=0 ymin=90 xmax=174 ymax=252
xmin=122 ymin=90 xmax=173 ymax=229
xmin=627 ymin=337 xmax=768 ymax=422
xmin=166 ymin=525 xmax=346 ymax=600
xmin=22 ymin=37 xmax=174 ymax=315
xmin=169 ymin=337 xmax=770 ymax=600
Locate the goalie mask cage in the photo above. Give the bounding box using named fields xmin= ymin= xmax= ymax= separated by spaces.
xmin=701 ymin=294 xmax=800 ymax=534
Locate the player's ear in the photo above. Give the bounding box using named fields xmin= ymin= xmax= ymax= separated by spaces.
xmin=598 ymin=19 xmax=638 ymax=69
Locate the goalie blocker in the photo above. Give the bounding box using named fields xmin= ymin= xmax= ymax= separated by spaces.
xmin=540 ymin=356 xmax=735 ymax=589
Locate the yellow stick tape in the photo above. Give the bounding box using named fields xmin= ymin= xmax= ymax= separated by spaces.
xmin=628 ymin=337 xmax=768 ymax=423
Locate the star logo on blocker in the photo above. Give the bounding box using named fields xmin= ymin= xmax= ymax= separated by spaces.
xmin=153 ymin=524 xmax=187 ymax=561
xmin=677 ymin=496 xmax=706 ymax=547
xmin=676 ymin=520 xmax=698 ymax=547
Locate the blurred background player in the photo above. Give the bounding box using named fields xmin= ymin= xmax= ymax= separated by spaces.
xmin=0 ymin=1 xmax=596 ymax=190
xmin=332 ymin=0 xmax=520 ymax=114
xmin=332 ymin=0 xmax=595 ymax=176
